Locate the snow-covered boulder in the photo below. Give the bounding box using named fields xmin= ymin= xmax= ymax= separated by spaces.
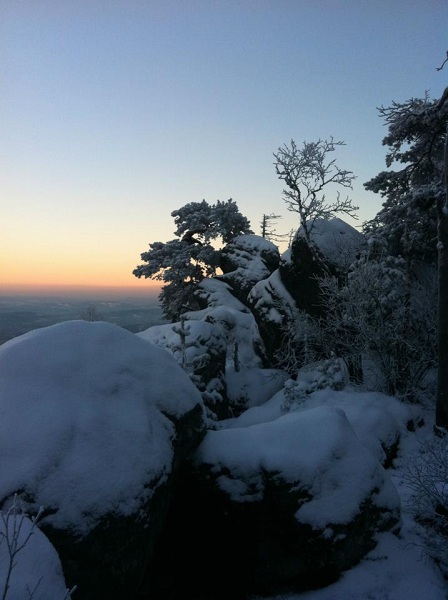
xmin=0 ymin=321 xmax=205 ymax=599
xmin=224 ymin=387 xmax=421 ymax=469
xmin=280 ymin=218 xmax=366 ymax=317
xmin=246 ymin=219 xmax=365 ymax=368
xmin=301 ymin=217 xmax=366 ymax=272
xmin=287 ymin=388 xmax=422 ymax=467
xmin=219 ymin=234 xmax=280 ymax=303
xmin=148 ymin=406 xmax=401 ymax=598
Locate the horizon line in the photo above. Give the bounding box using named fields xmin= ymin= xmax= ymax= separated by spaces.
xmin=0 ymin=283 xmax=161 ymax=298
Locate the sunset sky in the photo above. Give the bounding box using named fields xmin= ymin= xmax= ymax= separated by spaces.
xmin=1 ymin=1 xmax=447 ymax=296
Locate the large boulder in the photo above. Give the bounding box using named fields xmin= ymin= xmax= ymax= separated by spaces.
xmin=193 ymin=278 xmax=268 ymax=370
xmin=224 ymin=384 xmax=422 ymax=469
xmin=147 ymin=405 xmax=401 ymax=598
xmin=280 ymin=218 xmax=366 ymax=317
xmin=247 ymin=219 xmax=366 ymax=369
xmin=0 ymin=321 xmax=205 ymax=599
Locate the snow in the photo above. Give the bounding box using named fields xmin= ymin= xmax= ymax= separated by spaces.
xmin=294 ymin=217 xmax=366 ymax=270
xmin=225 ymin=366 xmax=288 ymax=409
xmin=0 ymin=506 xmax=72 ymax=599
xmin=230 ymin=234 xmax=279 ymax=253
xmin=254 ymin=412 xmax=447 ymax=600
xmin=187 ymin=278 xmax=267 ymax=369
xmin=219 ymin=234 xmax=279 ymax=288
xmin=197 ymin=405 xmax=399 ymax=525
xmin=0 ymin=313 xmax=446 ymax=599
xmin=224 ymin=386 xmax=419 ymax=466
xmin=138 ymin=318 xmax=227 ymax=372
xmin=138 ymin=296 xmax=265 ymax=373
xmin=0 ymin=320 xmax=203 ymax=534
xmin=249 ymin=268 xmax=299 ymax=322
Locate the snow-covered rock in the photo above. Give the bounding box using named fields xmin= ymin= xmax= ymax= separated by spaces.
xmin=193 ymin=278 xmax=268 ymax=370
xmin=138 ymin=317 xmax=229 ymax=419
xmin=223 ymin=386 xmax=421 ymax=468
xmin=225 ymin=365 xmax=288 ymax=410
xmin=149 ymin=406 xmax=401 ymax=598
xmin=247 ymin=219 xmax=366 ymax=367
xmin=280 ymin=217 xmax=366 ymax=317
xmin=0 ymin=320 xmax=205 ymax=598
xmin=297 ymin=217 xmax=366 ymax=271
xmin=219 ymin=234 xmax=280 ymax=302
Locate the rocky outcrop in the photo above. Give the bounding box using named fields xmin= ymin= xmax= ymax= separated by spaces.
xmin=146 ymin=406 xmax=401 ymax=599
xmin=219 ymin=235 xmax=280 ymax=304
xmin=0 ymin=222 xmax=412 ymax=600
xmin=280 ymin=218 xmax=366 ymax=316
xmin=248 ymin=219 xmax=366 ymax=368
xmin=138 ymin=318 xmax=229 ymax=420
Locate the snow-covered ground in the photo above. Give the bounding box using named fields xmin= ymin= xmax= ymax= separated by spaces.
xmin=0 ymin=321 xmax=446 ymax=599
xmin=259 ymin=409 xmax=447 ymax=600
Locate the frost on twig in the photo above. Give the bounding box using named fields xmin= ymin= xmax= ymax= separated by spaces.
xmin=0 ymin=495 xmax=75 ymax=599
xmin=0 ymin=496 xmax=44 ymax=600
xmin=273 ymin=137 xmax=358 ymax=244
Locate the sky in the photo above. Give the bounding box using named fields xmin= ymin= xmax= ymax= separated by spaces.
xmin=1 ymin=0 xmax=447 ymax=295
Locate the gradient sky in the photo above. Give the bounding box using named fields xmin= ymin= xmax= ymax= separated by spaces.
xmin=1 ymin=0 xmax=447 ymax=294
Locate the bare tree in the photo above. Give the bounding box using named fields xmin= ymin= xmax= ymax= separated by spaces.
xmin=0 ymin=496 xmax=77 ymax=599
xmin=260 ymin=213 xmax=289 ymax=243
xmin=79 ymin=305 xmax=103 ymax=322
xmin=273 ymin=138 xmax=358 ymax=243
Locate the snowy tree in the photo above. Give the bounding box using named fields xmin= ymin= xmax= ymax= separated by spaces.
xmin=171 ymin=198 xmax=252 ymax=244
xmin=273 ymin=138 xmax=358 ymax=245
xmin=133 ymin=199 xmax=252 ymax=321
xmin=363 ymin=90 xmax=448 ymax=428
xmin=318 ymin=250 xmax=437 ymax=399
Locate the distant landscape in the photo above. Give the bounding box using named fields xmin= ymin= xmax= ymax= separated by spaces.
xmin=0 ymin=293 xmax=167 ymax=345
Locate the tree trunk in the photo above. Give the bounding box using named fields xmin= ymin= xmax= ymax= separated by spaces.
xmin=436 ymin=126 xmax=448 ymax=430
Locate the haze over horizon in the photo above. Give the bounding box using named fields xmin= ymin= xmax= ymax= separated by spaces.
xmin=0 ymin=282 xmax=161 ymax=299
xmin=2 ymin=1 xmax=447 ymax=294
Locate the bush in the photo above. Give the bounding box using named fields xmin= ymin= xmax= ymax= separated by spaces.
xmin=405 ymin=437 xmax=448 ymax=578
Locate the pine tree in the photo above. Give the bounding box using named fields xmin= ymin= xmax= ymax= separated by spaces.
xmin=133 ymin=199 xmax=252 ymax=321
xmin=363 ymin=90 xmax=448 ymax=426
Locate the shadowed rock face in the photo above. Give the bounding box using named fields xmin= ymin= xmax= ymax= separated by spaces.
xmin=279 ymin=218 xmax=366 ymax=318
xmin=144 ymin=408 xmax=401 ymax=600
xmin=247 ymin=220 xmax=367 ymax=368
xmin=43 ymin=401 xmax=206 ymax=600
xmin=279 ymin=234 xmax=332 ymax=318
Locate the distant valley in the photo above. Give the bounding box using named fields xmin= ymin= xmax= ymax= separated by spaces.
xmin=0 ymin=294 xmax=167 ymax=345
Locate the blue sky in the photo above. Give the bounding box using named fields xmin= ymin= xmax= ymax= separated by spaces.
xmin=1 ymin=0 xmax=447 ymax=291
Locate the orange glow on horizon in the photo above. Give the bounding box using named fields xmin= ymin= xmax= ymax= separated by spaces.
xmin=0 ymin=248 xmax=162 ymax=296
